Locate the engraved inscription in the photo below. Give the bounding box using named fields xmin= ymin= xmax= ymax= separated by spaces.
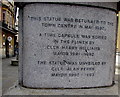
xmin=26 ymin=15 xmax=115 ymax=77
xmin=23 ymin=4 xmax=116 ymax=87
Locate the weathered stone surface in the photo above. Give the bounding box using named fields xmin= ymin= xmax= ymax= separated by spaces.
xmin=4 ymin=81 xmax=119 ymax=95
xmin=19 ymin=3 xmax=117 ymax=88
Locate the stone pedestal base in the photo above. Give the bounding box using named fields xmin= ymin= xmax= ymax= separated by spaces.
xmin=4 ymin=81 xmax=119 ymax=96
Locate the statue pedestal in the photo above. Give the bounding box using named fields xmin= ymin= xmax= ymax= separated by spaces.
xmin=4 ymin=80 xmax=118 ymax=96
xmin=17 ymin=2 xmax=117 ymax=89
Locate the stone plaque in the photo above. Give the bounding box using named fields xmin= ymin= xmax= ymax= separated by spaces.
xmin=20 ymin=3 xmax=117 ymax=88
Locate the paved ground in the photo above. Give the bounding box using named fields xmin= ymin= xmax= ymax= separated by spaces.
xmin=1 ymin=55 xmax=120 ymax=95
xmin=2 ymin=57 xmax=18 ymax=95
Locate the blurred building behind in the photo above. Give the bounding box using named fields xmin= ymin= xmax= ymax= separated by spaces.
xmin=0 ymin=0 xmax=18 ymax=58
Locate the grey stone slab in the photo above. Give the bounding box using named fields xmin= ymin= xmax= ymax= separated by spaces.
xmin=19 ymin=3 xmax=117 ymax=88
xmin=15 ymin=2 xmax=118 ymax=10
xmin=78 ymin=2 xmax=117 ymax=10
xmin=4 ymin=81 xmax=118 ymax=95
xmin=14 ymin=0 xmax=120 ymax=4
xmin=18 ymin=8 xmax=24 ymax=86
